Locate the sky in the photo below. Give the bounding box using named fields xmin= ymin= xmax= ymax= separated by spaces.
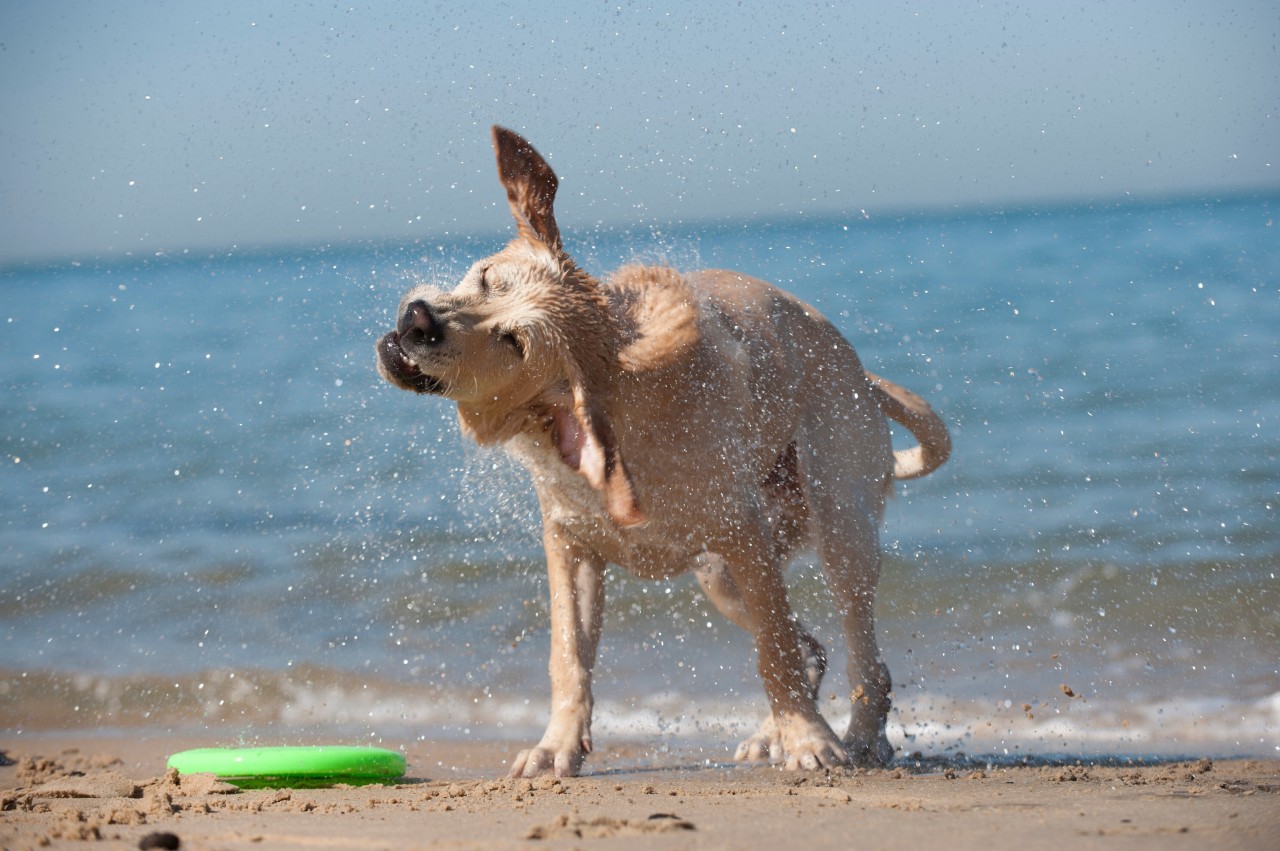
xmin=1 ymin=1 xmax=1277 ymax=265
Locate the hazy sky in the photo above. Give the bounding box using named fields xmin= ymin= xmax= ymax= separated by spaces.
xmin=2 ymin=1 xmax=1276 ymax=264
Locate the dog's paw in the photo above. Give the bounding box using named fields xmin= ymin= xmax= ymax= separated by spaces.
xmin=508 ymin=744 xmax=585 ymax=779
xmin=776 ymin=713 xmax=849 ymax=771
xmin=736 ymin=712 xmax=848 ymax=770
xmin=734 ymin=635 xmax=829 ymax=764
xmin=508 ymin=716 xmax=592 ymax=778
xmin=842 ymin=732 xmax=895 ymax=767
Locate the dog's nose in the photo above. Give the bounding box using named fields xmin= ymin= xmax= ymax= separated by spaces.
xmin=398 ymin=299 xmax=441 ymax=343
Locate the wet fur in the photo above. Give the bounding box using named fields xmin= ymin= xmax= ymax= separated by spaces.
xmin=377 ymin=126 xmax=950 ymax=777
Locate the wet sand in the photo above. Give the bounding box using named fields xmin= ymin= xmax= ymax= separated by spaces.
xmin=1 ymin=733 xmax=1277 ymax=850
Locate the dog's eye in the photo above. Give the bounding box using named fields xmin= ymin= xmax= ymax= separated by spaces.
xmin=478 ymin=267 xmax=492 ymax=295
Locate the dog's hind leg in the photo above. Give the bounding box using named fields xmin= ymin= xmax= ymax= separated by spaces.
xmin=695 ymin=442 xmax=828 ymax=762
xmin=695 ymin=554 xmax=827 ymax=762
xmin=708 ymin=514 xmax=846 ymax=770
xmin=799 ymin=422 xmax=896 ymax=766
xmin=697 ymin=553 xmax=827 ymax=693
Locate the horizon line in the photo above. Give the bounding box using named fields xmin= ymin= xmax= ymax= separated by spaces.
xmin=3 ymin=184 xmax=1276 ymax=275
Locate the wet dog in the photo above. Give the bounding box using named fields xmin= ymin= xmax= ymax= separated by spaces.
xmin=377 ymin=126 xmax=950 ymax=777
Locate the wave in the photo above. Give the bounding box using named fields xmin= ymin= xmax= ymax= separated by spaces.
xmin=4 ymin=666 xmax=1275 ymax=761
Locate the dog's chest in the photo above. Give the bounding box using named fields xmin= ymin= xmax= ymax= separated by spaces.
xmin=505 ymin=433 xmax=696 ymax=573
xmin=508 ymin=432 xmax=606 ymax=517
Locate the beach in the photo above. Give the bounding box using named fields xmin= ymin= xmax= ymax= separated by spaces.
xmin=2 ymin=732 xmax=1278 ymax=850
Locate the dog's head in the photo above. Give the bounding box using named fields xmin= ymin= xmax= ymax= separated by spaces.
xmin=376 ymin=126 xmax=644 ymax=527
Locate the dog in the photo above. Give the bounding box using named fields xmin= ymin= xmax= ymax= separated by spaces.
xmin=376 ymin=126 xmax=950 ymax=777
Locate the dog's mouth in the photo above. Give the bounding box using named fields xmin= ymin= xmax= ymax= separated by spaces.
xmin=377 ymin=329 xmax=446 ymax=395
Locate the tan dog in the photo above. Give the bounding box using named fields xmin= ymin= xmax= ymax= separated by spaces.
xmin=377 ymin=126 xmax=950 ymax=777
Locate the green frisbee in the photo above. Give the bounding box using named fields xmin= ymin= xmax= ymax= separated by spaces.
xmin=166 ymin=746 xmax=406 ymax=788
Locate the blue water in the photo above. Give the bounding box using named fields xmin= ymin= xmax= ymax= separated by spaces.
xmin=2 ymin=194 xmax=1277 ymax=757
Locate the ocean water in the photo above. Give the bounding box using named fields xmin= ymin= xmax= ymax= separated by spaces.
xmin=2 ymin=194 xmax=1277 ymax=761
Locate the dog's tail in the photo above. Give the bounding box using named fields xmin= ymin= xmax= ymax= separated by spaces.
xmin=865 ymin=372 xmax=952 ymax=480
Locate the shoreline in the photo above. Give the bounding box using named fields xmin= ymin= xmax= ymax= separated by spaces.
xmin=6 ymin=665 xmax=1277 ymax=757
xmin=2 ymin=732 xmax=1277 ymax=850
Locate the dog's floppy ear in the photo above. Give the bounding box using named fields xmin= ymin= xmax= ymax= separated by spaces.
xmin=492 ymin=126 xmax=641 ymax=526
xmin=492 ymin=125 xmax=562 ymax=251
xmin=551 ymin=365 xmax=646 ymax=529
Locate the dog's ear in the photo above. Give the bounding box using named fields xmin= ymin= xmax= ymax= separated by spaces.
xmin=551 ymin=369 xmax=646 ymax=529
xmin=492 ymin=125 xmax=562 ymax=251
xmin=492 ymin=126 xmax=639 ymax=525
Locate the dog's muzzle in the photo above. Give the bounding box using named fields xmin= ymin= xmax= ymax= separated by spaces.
xmin=377 ymin=300 xmax=445 ymax=394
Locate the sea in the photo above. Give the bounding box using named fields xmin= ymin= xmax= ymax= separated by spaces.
xmin=2 ymin=193 xmax=1277 ymax=765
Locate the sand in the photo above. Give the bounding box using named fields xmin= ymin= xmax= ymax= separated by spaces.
xmin=1 ymin=733 xmax=1277 ymax=850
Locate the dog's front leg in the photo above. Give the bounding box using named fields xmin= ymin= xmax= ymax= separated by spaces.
xmin=509 ymin=523 xmax=605 ymax=778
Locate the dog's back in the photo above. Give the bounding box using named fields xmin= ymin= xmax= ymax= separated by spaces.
xmin=605 ymin=264 xmax=894 ymax=505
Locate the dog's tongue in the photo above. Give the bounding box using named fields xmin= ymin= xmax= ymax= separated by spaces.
xmin=551 ymin=407 xmax=585 ymax=469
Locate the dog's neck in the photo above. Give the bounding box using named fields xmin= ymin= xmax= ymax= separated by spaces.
xmin=456 ymin=381 xmax=573 ymax=447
